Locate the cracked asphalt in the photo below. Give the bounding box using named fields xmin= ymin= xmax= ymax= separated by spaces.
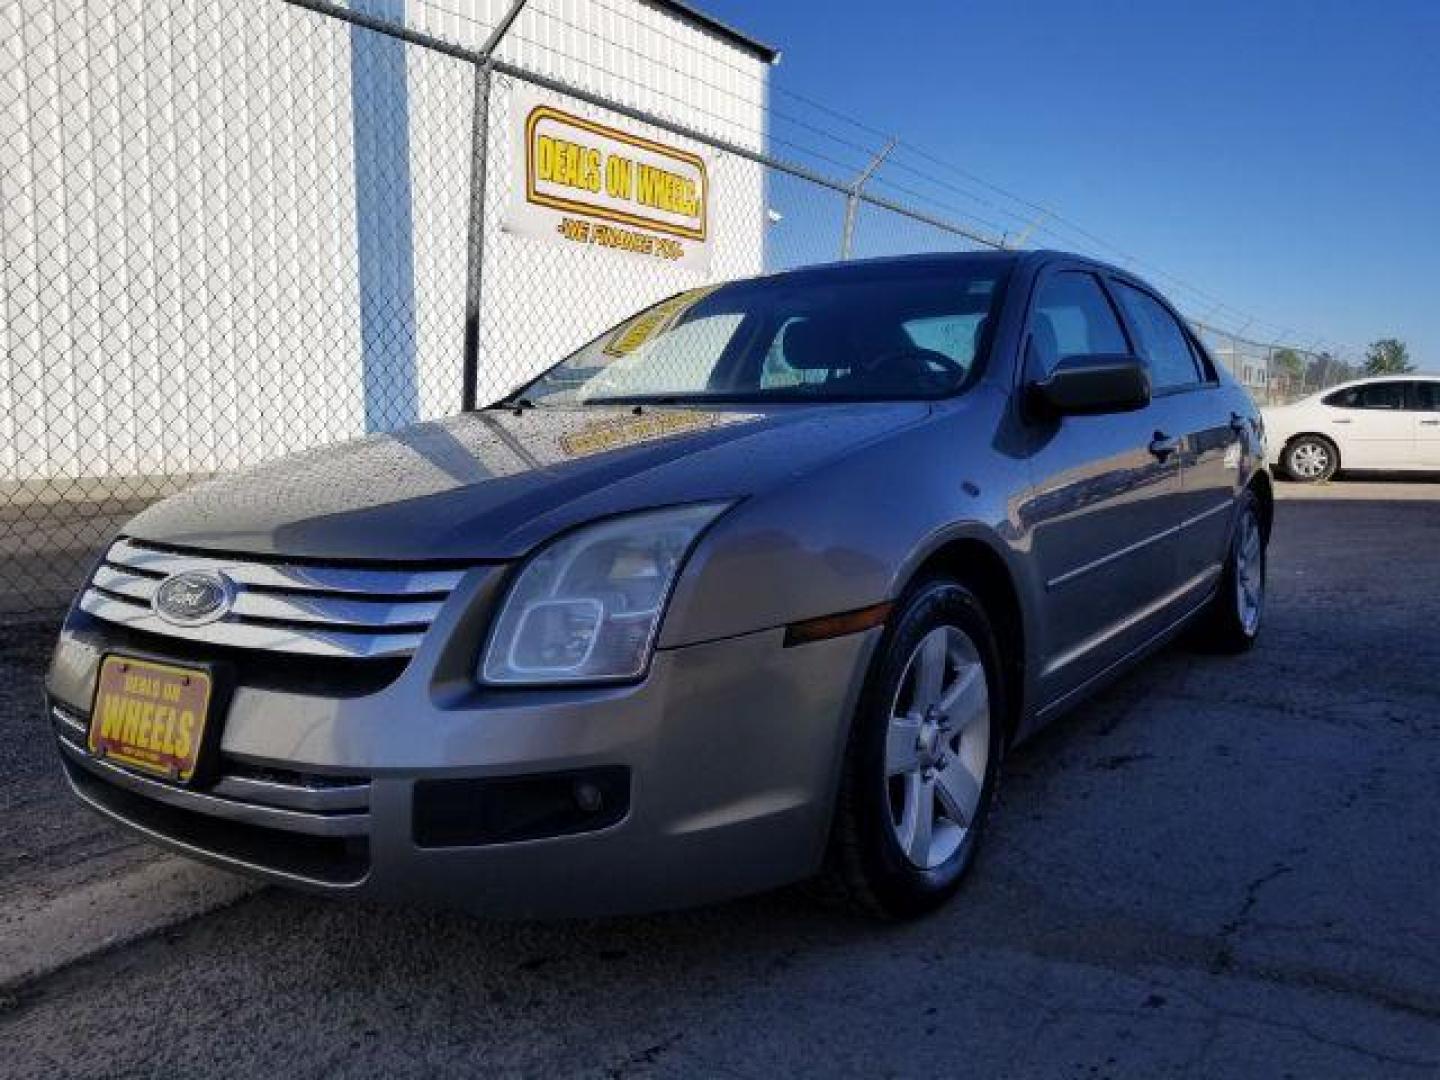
xmin=1 ymin=481 xmax=1438 ymax=1078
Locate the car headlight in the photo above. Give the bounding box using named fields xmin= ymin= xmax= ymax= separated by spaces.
xmin=480 ymin=502 xmax=731 ymax=685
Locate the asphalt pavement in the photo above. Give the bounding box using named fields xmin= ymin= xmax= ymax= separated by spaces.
xmin=1 ymin=479 xmax=1437 ymax=1078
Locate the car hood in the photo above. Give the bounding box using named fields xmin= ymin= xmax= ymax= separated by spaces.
xmin=125 ymin=403 xmax=931 ymax=561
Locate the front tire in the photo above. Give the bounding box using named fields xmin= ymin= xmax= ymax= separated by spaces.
xmin=822 ymin=579 xmax=1004 ymax=919
xmin=1284 ymin=435 xmax=1338 ymax=482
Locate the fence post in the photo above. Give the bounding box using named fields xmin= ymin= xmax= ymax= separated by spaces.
xmin=460 ymin=60 xmax=493 ymax=413
xmin=839 ymin=138 xmax=897 ymax=260
xmin=460 ymin=0 xmax=531 ymax=412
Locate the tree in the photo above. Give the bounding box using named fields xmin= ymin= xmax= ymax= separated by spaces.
xmin=1306 ymin=350 xmax=1335 ymax=387
xmin=1272 ymin=347 xmax=1304 ymax=382
xmin=1363 ymin=338 xmax=1414 ymax=376
xmin=1305 ymin=350 xmax=1360 ymax=392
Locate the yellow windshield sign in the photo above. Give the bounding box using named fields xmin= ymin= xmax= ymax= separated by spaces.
xmin=602 ymin=287 xmax=720 ymax=358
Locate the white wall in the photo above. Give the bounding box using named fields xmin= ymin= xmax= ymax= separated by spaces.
xmin=0 ymin=0 xmax=770 ymax=480
xmin=2 ymin=0 xmax=367 ymax=481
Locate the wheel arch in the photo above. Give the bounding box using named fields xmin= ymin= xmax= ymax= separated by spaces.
xmin=896 ymin=534 xmax=1029 ymax=746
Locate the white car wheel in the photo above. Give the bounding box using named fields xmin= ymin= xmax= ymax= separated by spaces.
xmin=1285 ymin=436 xmax=1338 ymax=482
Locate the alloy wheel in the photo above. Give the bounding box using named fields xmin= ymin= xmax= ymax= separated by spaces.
xmin=884 ymin=625 xmax=991 ymax=870
xmin=1289 ymin=440 xmax=1330 ymax=480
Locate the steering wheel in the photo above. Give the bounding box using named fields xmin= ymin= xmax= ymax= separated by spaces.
xmin=859 ymin=346 xmax=964 ymax=382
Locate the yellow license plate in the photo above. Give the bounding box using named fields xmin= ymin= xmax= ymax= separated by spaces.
xmin=89 ymin=655 xmax=212 ymax=782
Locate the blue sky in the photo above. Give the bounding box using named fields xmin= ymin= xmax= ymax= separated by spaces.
xmin=702 ymin=0 xmax=1439 ymax=369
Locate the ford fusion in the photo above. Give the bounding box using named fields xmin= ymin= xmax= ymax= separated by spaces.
xmin=48 ymin=251 xmax=1271 ymax=918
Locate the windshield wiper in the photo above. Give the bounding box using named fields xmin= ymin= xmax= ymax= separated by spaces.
xmin=481 ymin=373 xmax=551 ymax=410
xmin=484 ymin=390 xmax=537 ymax=412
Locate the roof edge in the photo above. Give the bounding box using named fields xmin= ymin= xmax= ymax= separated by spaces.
xmin=645 ymin=0 xmax=781 ymax=63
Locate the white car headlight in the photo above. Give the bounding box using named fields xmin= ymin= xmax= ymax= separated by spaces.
xmin=480 ymin=503 xmax=731 ymax=685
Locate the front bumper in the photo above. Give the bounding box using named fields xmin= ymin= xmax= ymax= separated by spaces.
xmin=47 ymin=568 xmax=877 ymax=917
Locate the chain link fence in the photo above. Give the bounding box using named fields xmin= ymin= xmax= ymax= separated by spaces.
xmin=1192 ymin=321 xmax=1359 ymax=408
xmin=0 ymin=0 xmax=1350 ymax=619
xmin=2 ymin=0 xmax=477 ymax=615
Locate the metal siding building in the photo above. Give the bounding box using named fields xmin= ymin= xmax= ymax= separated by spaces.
xmin=0 ymin=0 xmax=774 ymax=481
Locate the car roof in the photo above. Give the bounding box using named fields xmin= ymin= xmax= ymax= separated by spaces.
xmin=722 ymin=249 xmax=1181 ymax=322
xmin=740 ymin=248 xmax=1149 ymax=290
xmin=774 ymin=250 xmax=1018 ymax=279
xmin=1352 ymin=373 xmax=1436 ymax=381
xmin=775 ymin=249 xmax=1118 ymax=275
xmin=1328 ymin=374 xmax=1439 ymax=389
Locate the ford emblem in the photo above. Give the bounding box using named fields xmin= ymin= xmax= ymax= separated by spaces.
xmin=152 ymin=569 xmax=234 ymax=627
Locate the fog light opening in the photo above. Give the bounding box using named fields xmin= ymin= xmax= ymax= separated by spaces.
xmin=574 ymin=780 xmax=604 ymax=814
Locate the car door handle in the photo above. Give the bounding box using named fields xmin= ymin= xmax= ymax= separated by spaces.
xmin=1420 ymin=419 xmax=1440 ymax=426
xmin=1148 ymin=432 xmax=1180 ymax=461
xmin=1331 ymin=417 xmax=1352 ymax=424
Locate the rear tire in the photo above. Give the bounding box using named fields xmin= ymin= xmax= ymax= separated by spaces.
xmin=1283 ymin=435 xmax=1338 ymax=482
xmin=1192 ymin=490 xmax=1266 ymax=654
xmin=820 ymin=579 xmax=1004 ymax=919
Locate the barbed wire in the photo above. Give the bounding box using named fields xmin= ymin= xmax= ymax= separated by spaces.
xmin=392 ymin=0 xmax=1352 ymax=359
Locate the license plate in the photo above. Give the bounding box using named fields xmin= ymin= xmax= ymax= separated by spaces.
xmin=89 ymin=655 xmax=212 ymax=782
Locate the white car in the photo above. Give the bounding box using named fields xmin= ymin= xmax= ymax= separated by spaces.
xmin=1263 ymin=375 xmax=1440 ymax=481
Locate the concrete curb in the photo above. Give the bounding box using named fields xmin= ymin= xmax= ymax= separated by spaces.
xmin=0 ymin=858 xmax=260 ymax=991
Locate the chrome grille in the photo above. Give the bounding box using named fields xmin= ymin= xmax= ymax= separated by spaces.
xmin=79 ymin=538 xmax=466 ymax=658
xmin=51 ymin=702 xmax=371 ymax=839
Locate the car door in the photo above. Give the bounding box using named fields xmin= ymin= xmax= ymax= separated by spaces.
xmin=1321 ymin=382 xmax=1414 ymax=467
xmin=1018 ymin=267 xmax=1185 ymax=704
xmin=1408 ymin=380 xmax=1440 ymax=467
xmin=1109 ymin=279 xmax=1239 ymax=585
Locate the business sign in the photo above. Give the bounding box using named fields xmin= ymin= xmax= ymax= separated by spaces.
xmin=505 ymin=88 xmax=712 ymax=270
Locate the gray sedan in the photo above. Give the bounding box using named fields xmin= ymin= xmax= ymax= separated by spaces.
xmin=47 ymin=250 xmax=1270 ymax=918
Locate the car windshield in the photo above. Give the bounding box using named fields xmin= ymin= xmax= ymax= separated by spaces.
xmin=507 ymin=262 xmax=1011 ymax=406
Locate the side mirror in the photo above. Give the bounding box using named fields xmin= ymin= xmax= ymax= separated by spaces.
xmin=1028 ymin=354 xmax=1151 ymax=417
